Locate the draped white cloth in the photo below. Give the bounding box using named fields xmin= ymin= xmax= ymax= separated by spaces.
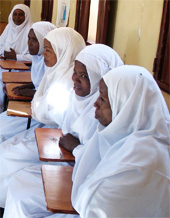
xmin=62 ymin=44 xmax=124 ymax=145
xmin=2 ymin=44 xmax=123 ymax=217
xmin=0 ymin=4 xmax=33 ymax=112
xmin=0 ymin=27 xmax=85 ymax=208
xmin=0 ymin=4 xmax=32 ymax=61
xmin=31 ymin=21 xmax=56 ymax=89
xmin=0 ymin=21 xmax=56 ymax=142
xmin=72 ymin=65 xmax=170 ymax=218
xmin=31 ymin=27 xmax=86 ymax=126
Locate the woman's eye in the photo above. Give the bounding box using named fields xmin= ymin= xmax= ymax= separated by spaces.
xmin=100 ymin=97 xmax=104 ymax=102
xmin=81 ymin=74 xmax=88 ymax=78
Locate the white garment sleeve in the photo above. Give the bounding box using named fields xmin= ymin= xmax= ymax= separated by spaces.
xmin=16 ymin=53 xmax=32 ymax=61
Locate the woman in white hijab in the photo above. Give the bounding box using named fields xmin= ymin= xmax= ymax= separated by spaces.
xmin=31 ymin=27 xmax=86 ymax=126
xmin=0 ymin=21 xmax=56 ymax=143
xmin=0 ymin=27 xmax=86 ymax=209
xmin=0 ymin=4 xmax=32 ymax=112
xmin=2 ymin=44 xmax=123 ymax=217
xmin=71 ymin=65 xmax=170 ymax=218
xmin=0 ymin=4 xmax=32 ymax=61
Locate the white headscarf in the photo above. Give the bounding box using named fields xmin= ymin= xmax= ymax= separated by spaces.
xmin=0 ymin=4 xmax=32 ymax=56
xmin=62 ymin=44 xmax=124 ymax=145
xmin=72 ymin=65 xmax=170 ymax=217
xmin=30 ymin=21 xmax=56 ymax=89
xmin=31 ymin=27 xmax=86 ymax=126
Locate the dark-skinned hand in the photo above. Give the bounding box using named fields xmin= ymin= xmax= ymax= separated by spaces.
xmin=12 ymin=84 xmax=35 ymax=97
xmin=4 ymin=48 xmax=17 ymax=60
xmin=59 ymin=133 xmax=80 ymax=153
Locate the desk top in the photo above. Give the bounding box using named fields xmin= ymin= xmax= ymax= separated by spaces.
xmin=5 ymin=83 xmax=33 ymax=101
xmin=7 ymin=101 xmax=31 ymax=118
xmin=42 ymin=165 xmax=78 ymax=214
xmin=35 ymin=128 xmax=75 ymax=162
xmin=0 ymin=59 xmax=29 ymax=70
xmin=2 ymin=71 xmax=32 ymax=83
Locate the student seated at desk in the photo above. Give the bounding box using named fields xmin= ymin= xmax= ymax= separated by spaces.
xmin=71 ymin=66 xmax=170 ymax=218
xmin=0 ymin=4 xmax=32 ymax=61
xmin=0 ymin=4 xmax=32 ymax=112
xmin=4 ymin=65 xmax=170 ymax=218
xmin=12 ymin=21 xmax=56 ymax=97
xmin=0 ymin=44 xmax=123 ymax=215
xmin=0 ymin=27 xmax=86 ymax=208
xmin=0 ymin=21 xmax=56 ymax=142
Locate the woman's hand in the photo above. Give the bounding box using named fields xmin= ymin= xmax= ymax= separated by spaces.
xmin=4 ymin=48 xmax=17 ymax=60
xmin=59 ymin=133 xmax=80 ymax=152
xmin=12 ymin=85 xmax=35 ymax=97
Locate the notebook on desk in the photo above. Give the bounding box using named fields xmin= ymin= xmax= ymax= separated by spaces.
xmin=35 ymin=128 xmax=75 ymax=162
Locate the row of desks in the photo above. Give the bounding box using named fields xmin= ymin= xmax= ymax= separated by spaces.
xmin=2 ymin=59 xmax=77 ymax=214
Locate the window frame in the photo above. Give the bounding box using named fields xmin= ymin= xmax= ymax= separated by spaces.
xmin=74 ymin=0 xmax=110 ymax=44
xmin=153 ymin=0 xmax=170 ymax=93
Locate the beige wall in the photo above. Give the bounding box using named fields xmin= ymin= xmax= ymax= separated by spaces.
xmin=108 ymin=0 xmax=170 ymax=111
xmin=0 ymin=0 xmax=24 ymax=22
xmin=30 ymin=0 xmax=76 ymax=27
xmin=30 ymin=0 xmax=42 ymax=23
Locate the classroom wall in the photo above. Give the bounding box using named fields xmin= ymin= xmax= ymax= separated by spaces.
xmin=0 ymin=0 xmax=24 ymax=22
xmin=30 ymin=0 xmax=42 ymax=23
xmin=30 ymin=0 xmax=76 ymax=28
xmin=107 ymin=0 xmax=170 ymax=111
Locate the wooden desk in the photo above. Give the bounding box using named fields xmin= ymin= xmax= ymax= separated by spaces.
xmin=2 ymin=71 xmax=32 ymax=83
xmin=7 ymin=101 xmax=32 ymax=129
xmin=0 ymin=60 xmax=30 ymax=71
xmin=42 ymin=165 xmax=78 ymax=214
xmin=7 ymin=101 xmax=31 ymax=118
xmin=4 ymin=83 xmax=33 ymax=101
xmin=35 ymin=128 xmax=75 ymax=162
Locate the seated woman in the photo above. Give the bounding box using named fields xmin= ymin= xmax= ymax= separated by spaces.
xmin=0 ymin=21 xmax=56 ymax=143
xmin=0 ymin=4 xmax=32 ymax=61
xmin=1 ymin=44 xmax=123 ymax=216
xmin=0 ymin=27 xmax=86 ymax=208
xmin=0 ymin=4 xmax=32 ymax=112
xmin=72 ymin=65 xmax=170 ymax=217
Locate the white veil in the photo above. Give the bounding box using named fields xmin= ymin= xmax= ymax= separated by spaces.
xmin=31 ymin=27 xmax=86 ymax=126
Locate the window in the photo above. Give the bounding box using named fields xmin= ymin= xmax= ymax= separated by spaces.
xmin=75 ymin=0 xmax=110 ymax=44
xmin=41 ymin=0 xmax=54 ymax=22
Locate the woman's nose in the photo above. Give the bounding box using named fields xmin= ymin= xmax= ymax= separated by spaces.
xmin=94 ymin=98 xmax=99 ymax=108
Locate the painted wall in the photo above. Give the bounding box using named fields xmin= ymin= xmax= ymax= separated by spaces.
xmin=30 ymin=0 xmax=42 ymax=23
xmin=0 ymin=0 xmax=24 ymax=22
xmin=107 ymin=0 xmax=170 ymax=111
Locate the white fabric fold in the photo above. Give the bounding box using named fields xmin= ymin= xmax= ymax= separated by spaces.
xmin=72 ymin=65 xmax=170 ymax=218
xmin=0 ymin=4 xmax=32 ymax=61
xmin=31 ymin=27 xmax=86 ymax=126
xmin=31 ymin=21 xmax=56 ymax=89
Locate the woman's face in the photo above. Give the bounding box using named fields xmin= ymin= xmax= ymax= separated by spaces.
xmin=43 ymin=39 xmax=57 ymax=67
xmin=94 ymin=79 xmax=112 ymax=126
xmin=12 ymin=9 xmax=25 ymax=26
xmin=72 ymin=60 xmax=90 ymax=97
xmin=28 ymin=29 xmax=39 ymax=55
